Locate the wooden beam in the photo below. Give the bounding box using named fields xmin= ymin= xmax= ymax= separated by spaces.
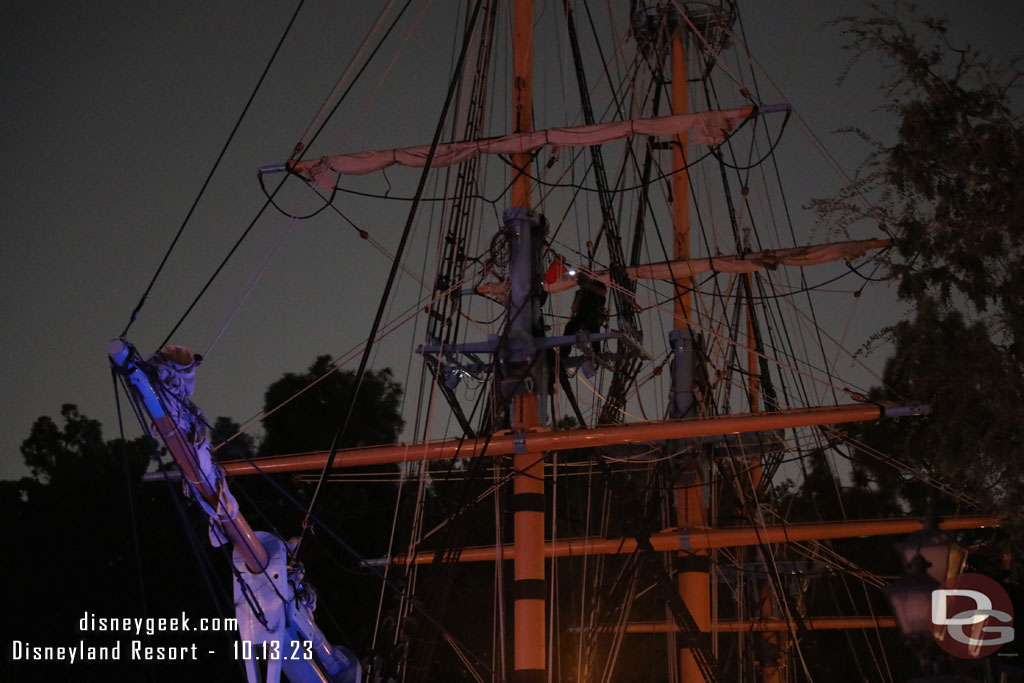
xmin=220 ymin=403 xmax=923 ymax=475
xmin=603 ymin=617 xmax=897 ymax=633
xmin=366 ymin=515 xmax=999 ymax=566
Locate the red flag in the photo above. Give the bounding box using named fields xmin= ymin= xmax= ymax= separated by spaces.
xmin=545 ymin=254 xmax=568 ymax=284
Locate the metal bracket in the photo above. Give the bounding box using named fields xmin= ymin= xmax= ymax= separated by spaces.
xmin=513 ymin=431 xmax=527 ymax=454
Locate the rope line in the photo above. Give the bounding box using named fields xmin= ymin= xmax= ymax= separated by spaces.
xmin=120 ymin=0 xmax=307 ymax=339
xmin=294 ymin=0 xmax=489 ymax=555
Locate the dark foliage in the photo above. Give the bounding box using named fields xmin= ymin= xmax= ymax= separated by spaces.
xmin=5 ymin=405 xmax=244 ymax=681
xmin=800 ymin=4 xmax=1024 ymax=677
xmin=816 ymin=3 xmax=1024 ymax=362
xmin=259 ymin=356 xmax=404 ymax=455
xmin=850 ymin=299 xmax=1024 ymax=514
xmin=813 ymin=1 xmax=1024 ymax=528
xmin=5 ymin=354 xmax=408 ymax=682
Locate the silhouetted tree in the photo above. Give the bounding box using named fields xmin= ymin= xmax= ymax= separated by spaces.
xmin=259 ymin=356 xmax=404 ymax=455
xmin=4 ymin=356 xmax=409 ymax=682
xmin=802 ymin=5 xmax=1023 ymax=678
xmin=819 ymin=3 xmax=1024 ymax=356
xmin=815 ymin=2 xmax=1024 ymax=519
xmin=5 ymin=404 xmax=241 ymax=682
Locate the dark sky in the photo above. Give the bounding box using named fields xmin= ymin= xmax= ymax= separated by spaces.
xmin=1 ymin=1 xmax=1020 ymax=481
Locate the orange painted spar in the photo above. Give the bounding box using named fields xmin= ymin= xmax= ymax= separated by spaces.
xmin=670 ymin=13 xmax=691 ymax=325
xmin=153 ymin=413 xmax=268 ymax=572
xmin=613 ymin=617 xmax=897 ymax=633
xmin=372 ymin=515 xmax=999 ymax=565
xmin=221 ymin=403 xmax=895 ymax=476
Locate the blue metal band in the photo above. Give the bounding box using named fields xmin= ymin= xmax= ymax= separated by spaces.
xmin=513 ymin=431 xmax=527 ymax=454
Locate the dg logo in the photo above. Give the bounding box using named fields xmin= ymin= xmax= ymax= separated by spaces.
xmin=931 ymin=573 xmax=1015 ymax=658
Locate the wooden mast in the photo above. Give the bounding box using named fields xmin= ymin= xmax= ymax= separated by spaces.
xmin=510 ymin=2 xmax=545 ymax=682
xmin=668 ymin=13 xmax=712 ymax=683
xmin=743 ymin=281 xmax=783 ymax=681
xmin=511 ymin=0 xmax=533 ymax=210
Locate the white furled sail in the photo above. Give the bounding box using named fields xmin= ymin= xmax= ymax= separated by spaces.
xmin=285 ymin=105 xmax=755 ymax=189
xmin=476 ymin=237 xmax=891 ymax=298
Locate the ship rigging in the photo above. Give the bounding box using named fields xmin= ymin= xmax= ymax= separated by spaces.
xmin=110 ymin=2 xmax=999 ymax=682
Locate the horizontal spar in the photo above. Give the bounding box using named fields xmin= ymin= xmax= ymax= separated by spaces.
xmin=215 ymin=403 xmax=925 ymax=477
xmin=364 ymin=515 xmax=999 ymax=566
xmin=263 ymin=105 xmax=760 ymax=189
xmin=583 ymin=617 xmax=897 ymax=633
xmin=477 ymin=237 xmax=892 ymax=297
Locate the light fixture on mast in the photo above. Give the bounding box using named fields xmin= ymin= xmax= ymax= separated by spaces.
xmin=895 ymin=514 xmax=967 ymax=585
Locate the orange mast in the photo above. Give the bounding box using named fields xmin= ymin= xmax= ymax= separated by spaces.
xmin=510 ymin=3 xmax=545 ymax=682
xmin=668 ymin=18 xmax=712 ymax=679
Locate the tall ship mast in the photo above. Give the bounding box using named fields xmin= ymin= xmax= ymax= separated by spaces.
xmin=109 ymin=2 xmax=998 ymax=682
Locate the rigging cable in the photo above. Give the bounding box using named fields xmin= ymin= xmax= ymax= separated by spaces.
xmin=200 ymin=213 xmax=302 ymax=358
xmin=294 ymin=0 xmax=489 ymax=555
xmin=575 ymin=262 xmax=861 ymax=398
xmin=370 ymin=148 xmax=443 ymax=658
xmin=114 ymin=373 xmax=252 ymax=679
xmin=213 ymin=271 xmax=479 ymax=452
xmin=159 ymin=0 xmax=416 ymax=348
xmin=119 ymin=0 xmax=307 ymax=340
xmin=295 ymin=0 xmax=409 ymax=150
xmin=217 ymin=447 xmax=497 ymax=679
xmin=732 ymin=17 xmax=895 ymax=662
xmin=729 ymin=16 xmax=909 ymax=493
xmin=396 ymin=5 xmax=510 ymax=672
xmin=110 ymin=369 xmax=156 ymax=683
xmin=703 ymin=56 xmax=879 ymax=529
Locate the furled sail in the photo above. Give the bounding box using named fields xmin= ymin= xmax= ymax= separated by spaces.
xmin=283 ymin=105 xmax=755 ymax=189
xmin=476 ymin=237 xmax=890 ymax=298
xmin=146 ymin=345 xmax=242 ymax=549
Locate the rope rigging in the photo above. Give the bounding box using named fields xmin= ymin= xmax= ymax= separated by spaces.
xmin=564 ymin=0 xmax=646 ymax=430
xmin=147 ymin=0 xmax=418 ymax=350
xmin=209 ymin=426 xmax=499 ymax=681
xmin=294 ymin=0 xmax=490 ymax=559
xmin=119 ymin=0 xmax=308 ymax=340
xmin=112 ymin=341 xmax=502 ymax=680
xmin=416 ymin=0 xmax=501 ymax=445
xmin=103 ymin=2 xmax=983 ymax=681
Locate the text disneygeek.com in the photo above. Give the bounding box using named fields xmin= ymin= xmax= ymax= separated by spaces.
xmin=8 ymin=611 xmax=313 ymax=665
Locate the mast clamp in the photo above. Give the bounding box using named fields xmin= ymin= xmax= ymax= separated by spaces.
xmin=513 ymin=431 xmax=527 ymax=454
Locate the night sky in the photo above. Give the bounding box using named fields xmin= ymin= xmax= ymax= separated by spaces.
xmin=1 ymin=1 xmax=1020 ymax=482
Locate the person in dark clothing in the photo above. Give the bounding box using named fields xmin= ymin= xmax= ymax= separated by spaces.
xmin=563 ymin=273 xmax=608 ymax=355
xmin=549 ymin=273 xmax=608 ymax=427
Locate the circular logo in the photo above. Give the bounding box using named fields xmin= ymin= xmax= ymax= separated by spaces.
xmin=931 ymin=573 xmax=1015 ymax=659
